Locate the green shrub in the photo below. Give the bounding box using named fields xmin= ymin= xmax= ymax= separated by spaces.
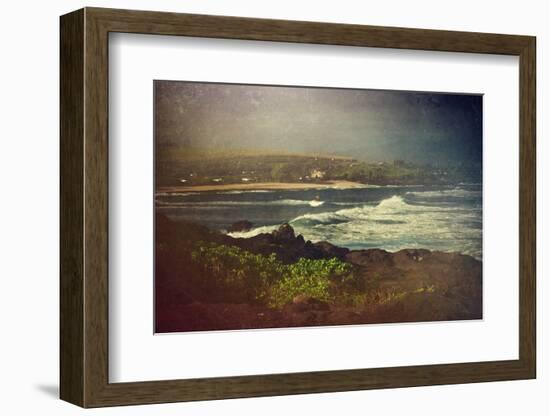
xmin=268 ymin=258 xmax=354 ymax=307
xmin=188 ymin=241 xmax=439 ymax=311
xmin=190 ymin=242 xmax=357 ymax=306
xmin=191 ymin=242 xmax=283 ymax=303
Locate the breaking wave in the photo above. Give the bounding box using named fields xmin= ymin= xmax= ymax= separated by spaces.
xmin=406 ymin=188 xmax=482 ymax=198
xmin=157 ymin=198 xmax=336 ymax=208
xmin=228 ymin=195 xmax=482 ymax=259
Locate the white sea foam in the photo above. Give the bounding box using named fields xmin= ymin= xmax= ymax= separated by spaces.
xmin=273 ymin=199 xmax=316 ymax=206
xmin=156 ymin=198 xmax=332 ymax=208
xmin=227 ymin=195 xmax=482 ymax=259
xmin=406 ymin=188 xmax=482 ymax=198
xmin=228 ymin=225 xmax=279 ymax=238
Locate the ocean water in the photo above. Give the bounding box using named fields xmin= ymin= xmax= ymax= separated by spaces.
xmin=156 ymin=184 xmax=482 ymax=260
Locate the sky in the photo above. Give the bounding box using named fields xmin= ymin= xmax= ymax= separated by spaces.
xmin=155 ymin=80 xmax=482 ymax=166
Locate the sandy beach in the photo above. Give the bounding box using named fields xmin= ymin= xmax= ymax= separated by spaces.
xmin=157 ymin=180 xmax=367 ymax=193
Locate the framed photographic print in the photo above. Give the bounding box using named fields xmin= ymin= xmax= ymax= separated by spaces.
xmin=60 ymin=7 xmax=536 ymax=407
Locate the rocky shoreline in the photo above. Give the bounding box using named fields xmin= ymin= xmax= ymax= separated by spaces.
xmin=155 ymin=214 xmax=482 ymax=333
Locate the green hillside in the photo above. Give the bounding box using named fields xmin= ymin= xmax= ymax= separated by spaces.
xmin=155 ymin=147 xmax=480 ymax=187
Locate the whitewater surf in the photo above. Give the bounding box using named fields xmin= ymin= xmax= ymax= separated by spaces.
xmin=156 ymin=184 xmax=482 ymax=260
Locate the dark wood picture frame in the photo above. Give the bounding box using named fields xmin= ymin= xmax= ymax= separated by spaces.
xmin=60 ymin=7 xmax=536 ymax=408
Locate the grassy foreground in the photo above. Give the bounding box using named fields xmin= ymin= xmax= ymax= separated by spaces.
xmin=155 ymin=214 xmax=482 ymax=332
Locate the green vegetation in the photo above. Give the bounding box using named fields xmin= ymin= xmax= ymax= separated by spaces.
xmin=189 ymin=241 xmax=438 ymax=309
xmin=156 ymin=215 xmax=482 ymax=330
xmin=268 ymin=257 xmax=355 ymax=307
xmin=191 ymin=242 xmax=357 ymax=307
xmin=156 ymin=148 xmax=480 ymax=187
xmin=191 ymin=242 xmax=283 ymax=303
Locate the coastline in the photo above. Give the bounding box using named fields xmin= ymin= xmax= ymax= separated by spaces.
xmin=157 ymin=180 xmax=366 ymax=193
xmin=155 ymin=215 xmax=483 ymax=332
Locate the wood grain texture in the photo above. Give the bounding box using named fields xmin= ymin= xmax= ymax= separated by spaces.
xmin=518 ymin=38 xmax=536 ymax=375
xmin=89 ymin=7 xmax=532 ymax=54
xmin=59 ymin=8 xmax=84 ymax=407
xmin=83 ymin=11 xmax=110 ymax=406
xmin=59 ymin=7 xmax=537 ymax=408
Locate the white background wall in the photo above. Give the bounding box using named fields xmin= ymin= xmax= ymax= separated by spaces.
xmin=0 ymin=0 xmax=545 ymax=414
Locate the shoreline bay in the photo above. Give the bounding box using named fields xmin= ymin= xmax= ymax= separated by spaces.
xmin=157 ymin=180 xmax=367 ymax=193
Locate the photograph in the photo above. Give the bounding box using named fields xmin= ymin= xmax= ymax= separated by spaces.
xmin=49 ymin=3 xmax=541 ymax=410
xmin=154 ymin=81 xmax=483 ymax=333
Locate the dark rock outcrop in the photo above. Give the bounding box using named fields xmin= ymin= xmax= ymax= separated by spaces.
xmin=230 ymin=223 xmax=345 ymax=263
xmin=272 ymin=223 xmax=296 ymax=241
xmin=393 ymin=248 xmax=432 ymax=265
xmin=345 ymin=248 xmax=394 ymax=267
xmin=313 ymin=241 xmax=349 ymax=260
xmin=227 ymin=220 xmax=254 ymax=233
